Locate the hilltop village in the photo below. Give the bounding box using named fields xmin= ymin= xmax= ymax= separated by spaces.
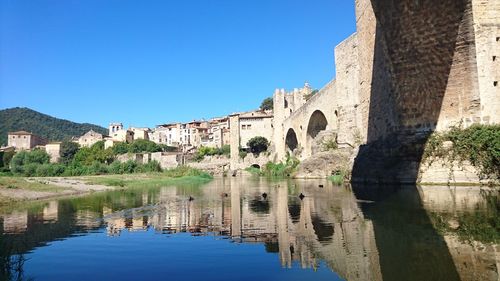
xmin=4 ymin=87 xmax=301 ymax=176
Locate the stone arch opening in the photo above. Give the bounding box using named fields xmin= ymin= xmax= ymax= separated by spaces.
xmin=307 ymin=110 xmax=328 ymax=139
xmin=250 ymin=164 xmax=260 ymax=169
xmin=285 ymin=128 xmax=298 ymax=152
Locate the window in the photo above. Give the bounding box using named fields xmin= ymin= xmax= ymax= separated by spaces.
xmin=494 ymin=81 xmax=498 ymax=87
xmin=247 ymin=124 xmax=252 ymax=129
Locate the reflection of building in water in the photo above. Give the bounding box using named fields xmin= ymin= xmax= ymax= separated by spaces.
xmin=101 ymin=179 xmax=382 ymax=281
xmin=2 ymin=210 xmax=28 ymax=234
xmin=419 ymin=186 xmax=500 ymax=281
xmin=75 ymin=210 xmax=101 ymax=230
xmin=43 ymin=201 xmax=59 ymax=222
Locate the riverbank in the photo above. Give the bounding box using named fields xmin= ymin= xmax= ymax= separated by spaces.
xmin=0 ymin=168 xmax=213 ymax=205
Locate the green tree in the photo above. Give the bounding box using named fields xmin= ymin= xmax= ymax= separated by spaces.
xmin=10 ymin=149 xmax=50 ymax=175
xmin=60 ymin=141 xmax=80 ymax=164
xmin=260 ymin=97 xmax=273 ymax=111
xmin=73 ymin=141 xmax=114 ymax=165
xmin=25 ymin=149 xmax=51 ymax=164
xmin=2 ymin=150 xmax=15 ymax=168
xmin=129 ymin=139 xmax=161 ymax=153
xmin=112 ymin=142 xmax=130 ymax=155
xmin=247 ymin=136 xmax=269 ymax=155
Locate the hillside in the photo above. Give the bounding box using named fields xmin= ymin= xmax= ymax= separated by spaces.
xmin=0 ymin=107 xmax=108 ymax=145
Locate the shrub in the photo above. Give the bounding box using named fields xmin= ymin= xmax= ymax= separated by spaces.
xmin=35 ymin=164 xmax=52 ymax=177
xmin=262 ymin=156 xmax=299 ymax=178
xmin=121 ymin=160 xmax=138 ymax=174
xmin=73 ymin=142 xmax=114 ymax=165
xmin=25 ymin=149 xmax=50 ymax=165
xmin=135 ymin=160 xmax=162 ymax=173
xmin=423 ymin=124 xmax=500 ymax=179
xmin=220 ymin=145 xmax=230 ymax=156
xmin=328 ymin=170 xmax=346 ymax=185
xmin=23 ymin=163 xmax=39 ymax=177
xmin=10 ymin=150 xmax=51 ymax=176
xmin=49 ymin=164 xmax=66 ymax=176
xmin=109 ymin=161 xmax=124 ymax=174
xmin=35 ymin=163 xmax=66 ymax=177
xmin=2 ymin=150 xmax=15 ymax=168
xmin=247 ymin=137 xmax=269 ymax=155
xmin=112 ymin=142 xmax=130 ymax=155
xmin=88 ymin=161 xmax=109 ymax=175
xmin=129 ymin=139 xmax=161 ymax=153
xmin=322 ymin=139 xmax=338 ymax=151
xmin=163 ymin=166 xmax=211 ymax=179
xmin=239 ymin=150 xmax=248 ymax=159
xmin=60 ymin=141 xmax=80 ymax=164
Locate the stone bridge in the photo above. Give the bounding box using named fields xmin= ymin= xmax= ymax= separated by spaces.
xmin=275 ymin=81 xmax=338 ymax=160
xmin=271 ymin=0 xmax=498 ymax=183
xmin=273 ymin=33 xmax=363 ymax=161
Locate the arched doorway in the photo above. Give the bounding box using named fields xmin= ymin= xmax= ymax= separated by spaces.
xmin=285 ymin=128 xmax=298 ymax=152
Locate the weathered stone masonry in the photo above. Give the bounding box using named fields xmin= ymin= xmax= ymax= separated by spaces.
xmin=269 ymin=0 xmax=498 ymax=183
xmin=352 ymin=0 xmax=499 ymax=183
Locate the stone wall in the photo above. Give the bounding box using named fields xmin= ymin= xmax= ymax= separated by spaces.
xmin=116 ymin=152 xmax=179 ymax=169
xmin=352 ymin=0 xmax=499 ymax=184
xmin=472 ymin=0 xmax=500 ymax=125
xmin=357 ymin=0 xmax=483 ymax=139
xmin=239 ymin=116 xmax=273 ymax=149
xmin=45 ymin=143 xmax=61 ymax=163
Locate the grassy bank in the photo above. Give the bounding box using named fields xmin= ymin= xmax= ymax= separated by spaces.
xmin=0 ymin=166 xmax=213 ymax=205
xmin=245 ymin=156 xmax=300 ymax=178
xmin=85 ymin=166 xmax=213 ymax=189
xmin=0 ymin=177 xmax=69 ymax=193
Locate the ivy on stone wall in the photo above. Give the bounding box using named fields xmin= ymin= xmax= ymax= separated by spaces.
xmin=423 ymin=124 xmax=500 ymax=180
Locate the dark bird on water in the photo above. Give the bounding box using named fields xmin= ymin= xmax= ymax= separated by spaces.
xmin=262 ymin=193 xmax=268 ymax=199
xmin=188 ymin=196 xmax=194 ymax=201
xmin=299 ymin=193 xmax=305 ymax=200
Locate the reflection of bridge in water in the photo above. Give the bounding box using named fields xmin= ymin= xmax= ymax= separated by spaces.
xmin=1 ymin=178 xmax=498 ymax=281
xmin=104 ymin=177 xmax=382 ymax=281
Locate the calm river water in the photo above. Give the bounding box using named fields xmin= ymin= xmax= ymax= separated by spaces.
xmin=1 ymin=176 xmax=498 ymax=281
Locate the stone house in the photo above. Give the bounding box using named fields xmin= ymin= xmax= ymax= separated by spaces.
xmin=77 ymin=130 xmax=104 ymax=147
xmin=151 ymin=123 xmax=182 ymax=147
xmin=130 ymin=127 xmax=150 ymax=140
xmin=234 ymin=110 xmax=274 ymax=149
xmin=7 ymin=131 xmax=48 ymax=151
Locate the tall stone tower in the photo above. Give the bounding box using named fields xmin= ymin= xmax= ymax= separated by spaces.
xmin=108 ymin=123 xmax=123 ymax=136
xmin=273 ymin=89 xmax=286 ymax=160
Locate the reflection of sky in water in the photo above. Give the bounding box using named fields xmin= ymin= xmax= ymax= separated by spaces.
xmin=1 ymin=177 xmax=498 ymax=281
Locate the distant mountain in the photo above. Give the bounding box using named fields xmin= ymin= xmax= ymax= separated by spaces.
xmin=0 ymin=107 xmax=108 ymax=145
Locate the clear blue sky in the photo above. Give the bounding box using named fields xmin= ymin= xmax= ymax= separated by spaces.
xmin=0 ymin=0 xmax=356 ymax=128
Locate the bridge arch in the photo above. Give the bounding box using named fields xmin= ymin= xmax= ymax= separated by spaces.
xmin=285 ymin=128 xmax=299 ymax=152
xmin=305 ymin=110 xmax=329 ymax=156
xmin=307 ymin=110 xmax=328 ymax=139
